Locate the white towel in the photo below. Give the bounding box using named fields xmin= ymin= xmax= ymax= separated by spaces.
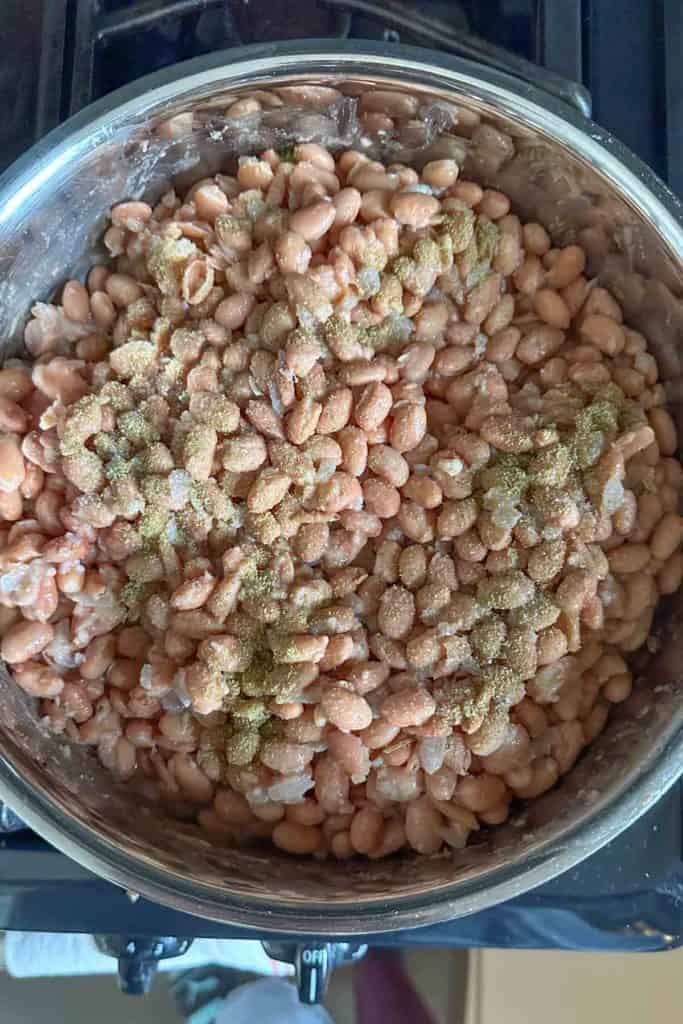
xmin=3 ymin=932 xmax=291 ymax=978
xmin=216 ymin=978 xmax=333 ymax=1024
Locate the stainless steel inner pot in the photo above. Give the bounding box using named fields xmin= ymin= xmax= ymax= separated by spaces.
xmin=1 ymin=41 xmax=683 ymax=936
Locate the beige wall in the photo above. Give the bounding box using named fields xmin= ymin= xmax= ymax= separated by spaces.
xmin=466 ymin=947 xmax=683 ymax=1024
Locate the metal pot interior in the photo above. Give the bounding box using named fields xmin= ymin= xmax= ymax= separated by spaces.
xmin=1 ymin=44 xmax=683 ymax=934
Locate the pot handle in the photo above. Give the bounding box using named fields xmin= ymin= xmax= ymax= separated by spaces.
xmin=262 ymin=940 xmax=368 ymax=1004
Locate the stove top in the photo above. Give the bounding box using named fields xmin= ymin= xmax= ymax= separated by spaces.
xmin=4 ymin=0 xmax=680 ymax=193
xmin=1 ymin=0 xmax=682 ymax=965
xmin=1 ymin=786 xmax=681 ymax=951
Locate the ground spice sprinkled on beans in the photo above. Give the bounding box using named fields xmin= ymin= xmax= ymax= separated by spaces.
xmin=3 ymin=136 xmax=681 ymax=861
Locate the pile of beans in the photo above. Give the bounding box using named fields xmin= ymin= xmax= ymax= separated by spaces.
xmin=1 ymin=139 xmax=682 ymax=860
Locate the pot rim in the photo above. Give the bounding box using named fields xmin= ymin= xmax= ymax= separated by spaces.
xmin=1 ymin=39 xmax=682 ymax=935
